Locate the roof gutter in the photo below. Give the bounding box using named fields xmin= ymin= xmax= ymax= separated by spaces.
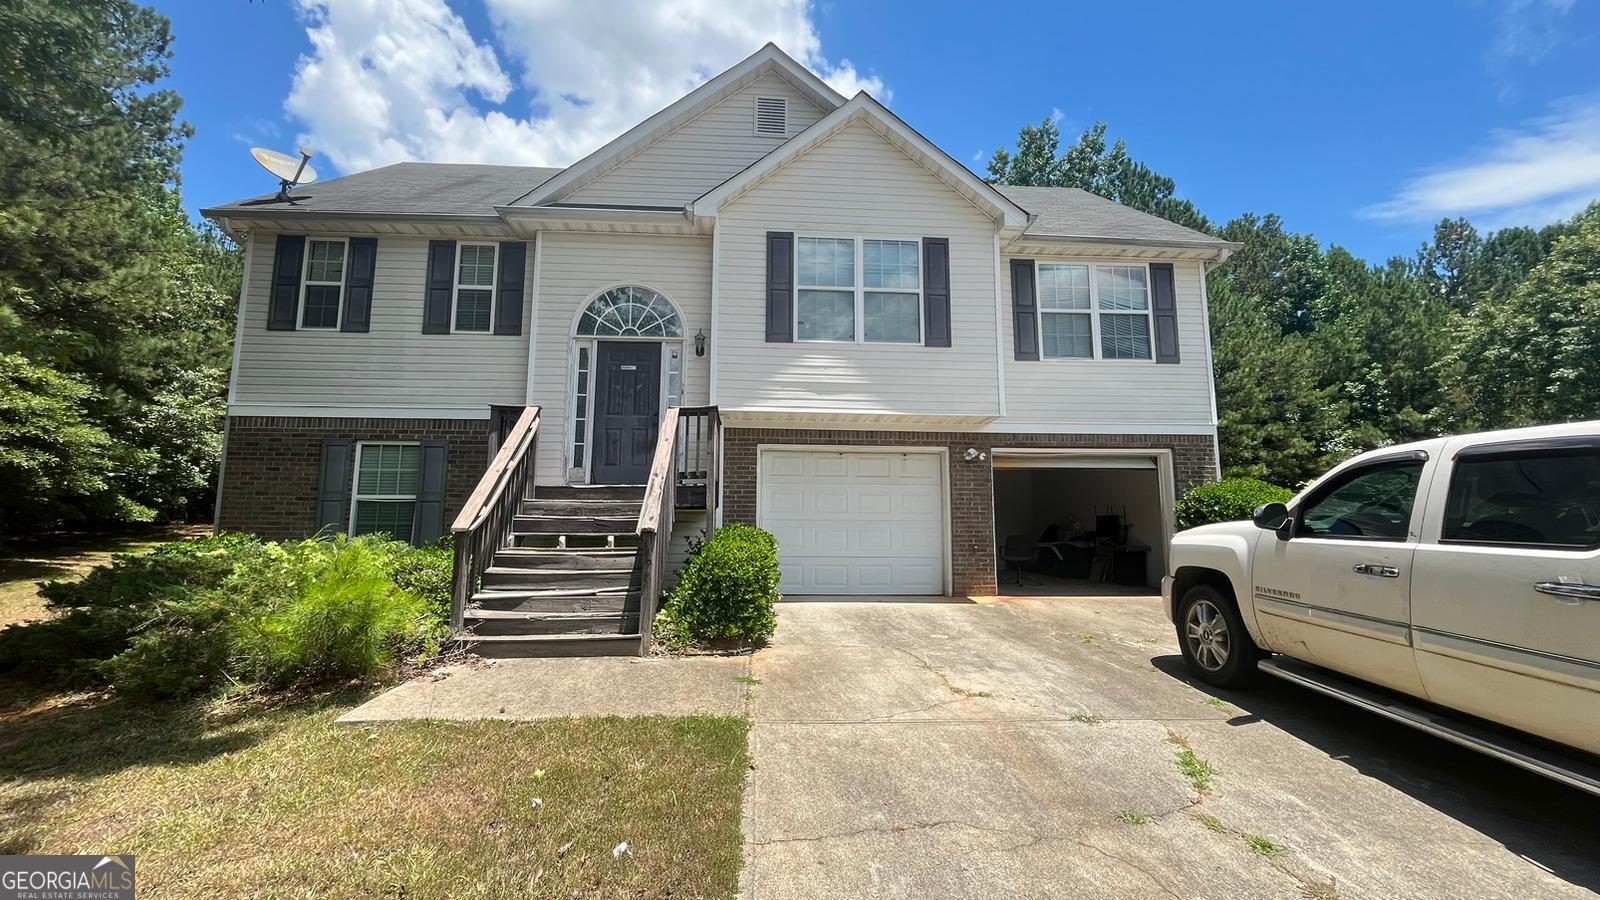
xmin=196 ymin=208 xmax=507 ymax=228
xmin=1016 ymin=233 xmax=1243 ymax=254
xmin=494 ymin=205 xmax=693 ymax=225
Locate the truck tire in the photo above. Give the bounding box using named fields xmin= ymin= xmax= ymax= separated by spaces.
xmin=1176 ymin=584 xmax=1261 ymax=688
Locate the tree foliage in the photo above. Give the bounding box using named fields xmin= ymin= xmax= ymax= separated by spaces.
xmin=0 ymin=0 xmax=238 ymax=535
xmin=988 ymin=117 xmax=1598 ymax=486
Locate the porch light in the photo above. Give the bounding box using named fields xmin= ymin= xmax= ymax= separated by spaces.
xmin=694 ymin=328 xmax=707 ymax=358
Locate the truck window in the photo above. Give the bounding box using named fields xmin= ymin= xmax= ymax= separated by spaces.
xmin=1442 ymin=450 xmax=1600 ymax=548
xmin=1298 ymin=460 xmax=1424 ymax=541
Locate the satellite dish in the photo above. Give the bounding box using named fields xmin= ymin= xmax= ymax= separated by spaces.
xmin=252 ymin=146 xmax=318 ymax=202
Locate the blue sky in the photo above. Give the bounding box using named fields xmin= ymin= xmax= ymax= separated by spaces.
xmin=158 ymin=0 xmax=1600 ymax=264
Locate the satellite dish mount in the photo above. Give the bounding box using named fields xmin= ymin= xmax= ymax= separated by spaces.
xmin=251 ymin=146 xmax=319 ymax=203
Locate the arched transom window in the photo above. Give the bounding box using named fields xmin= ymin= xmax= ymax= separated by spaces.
xmin=576 ymin=286 xmax=683 ymax=338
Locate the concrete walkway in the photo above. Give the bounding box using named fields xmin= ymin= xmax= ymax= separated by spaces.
xmin=339 ymin=654 xmax=748 ymax=722
xmin=740 ymin=595 xmax=1600 ymax=900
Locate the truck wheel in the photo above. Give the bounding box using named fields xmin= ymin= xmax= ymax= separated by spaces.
xmin=1176 ymin=585 xmax=1260 ymax=688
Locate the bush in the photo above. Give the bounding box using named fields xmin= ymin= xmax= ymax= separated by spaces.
xmin=227 ymin=537 xmax=444 ymax=689
xmin=658 ymin=524 xmax=780 ymax=647
xmin=0 ymin=533 xmax=450 ymax=700
xmin=1175 ymin=478 xmax=1295 ymax=530
xmin=0 ymin=533 xmax=263 ymax=681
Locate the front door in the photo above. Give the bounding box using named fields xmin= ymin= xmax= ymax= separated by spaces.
xmin=1250 ymin=455 xmax=1429 ymax=696
xmin=590 ymin=341 xmax=662 ymax=485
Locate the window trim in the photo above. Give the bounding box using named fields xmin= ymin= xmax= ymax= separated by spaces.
xmin=1034 ymin=261 xmax=1156 ymax=362
xmin=348 ymin=440 xmax=421 ymax=539
xmin=1291 ymin=456 xmax=1427 ymax=543
xmin=1439 ymin=446 xmax=1600 ymax=551
xmin=450 ymin=241 xmax=499 ymax=334
xmin=793 ymin=234 xmax=924 ymax=346
xmin=298 ymin=237 xmax=349 ymax=330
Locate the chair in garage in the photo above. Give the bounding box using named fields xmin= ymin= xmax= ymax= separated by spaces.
xmin=1000 ymin=534 xmax=1042 ymax=587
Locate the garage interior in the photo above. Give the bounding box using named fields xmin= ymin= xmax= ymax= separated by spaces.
xmin=992 ymin=453 xmax=1168 ymax=595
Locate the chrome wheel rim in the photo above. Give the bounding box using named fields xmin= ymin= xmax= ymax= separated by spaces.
xmin=1185 ymin=600 xmax=1231 ymax=672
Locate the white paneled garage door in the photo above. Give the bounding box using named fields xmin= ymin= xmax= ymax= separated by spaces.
xmin=758 ymin=448 xmax=946 ymax=595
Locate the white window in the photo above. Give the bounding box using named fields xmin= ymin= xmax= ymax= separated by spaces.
xmin=453 ymin=243 xmax=497 ymax=332
xmin=796 ymin=236 xmax=922 ymax=345
xmin=571 ymin=346 xmax=591 ymax=468
xmin=1037 ymin=262 xmax=1152 ymax=361
xmin=300 ymin=238 xmax=347 ymax=329
xmin=350 ymin=443 xmax=419 ymax=542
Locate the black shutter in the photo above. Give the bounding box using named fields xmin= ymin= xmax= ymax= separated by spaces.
xmin=315 ymin=439 xmax=353 ymax=536
xmin=1010 ymin=259 xmax=1039 ymax=360
xmin=268 ymin=235 xmax=305 ymax=330
xmin=765 ymin=231 xmax=794 ymax=343
xmin=922 ymin=237 xmax=951 ymax=347
xmin=493 ymin=241 xmax=528 ymax=336
xmin=411 ymin=440 xmax=449 ymax=545
xmin=1149 ymin=263 xmax=1180 ymax=364
xmin=423 ymin=240 xmax=456 ymax=334
xmin=341 ymin=237 xmax=377 ymax=333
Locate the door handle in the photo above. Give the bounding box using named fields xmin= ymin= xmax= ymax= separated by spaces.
xmin=1353 ymin=563 xmax=1401 ymax=578
xmin=1534 ymin=581 xmax=1600 ymax=604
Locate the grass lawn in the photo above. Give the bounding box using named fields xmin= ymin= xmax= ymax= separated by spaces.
xmin=0 ymin=525 xmax=209 ymax=628
xmin=0 ymin=534 xmax=753 ymax=899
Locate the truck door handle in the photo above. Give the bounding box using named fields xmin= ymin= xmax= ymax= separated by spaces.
xmin=1534 ymin=581 xmax=1600 ymax=604
xmin=1353 ymin=563 xmax=1401 ymax=578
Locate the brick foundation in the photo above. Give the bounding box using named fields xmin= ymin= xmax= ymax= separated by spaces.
xmin=218 ymin=416 xmax=490 ymax=541
xmin=720 ymin=428 xmax=1218 ymax=597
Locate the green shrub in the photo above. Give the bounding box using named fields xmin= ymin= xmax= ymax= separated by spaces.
xmin=0 ymin=534 xmax=263 ymax=681
xmin=1 ymin=533 xmax=449 ymax=699
xmin=658 ymin=524 xmax=780 ymax=647
xmin=1176 ymin=478 xmax=1295 ymax=530
xmin=226 ymin=537 xmax=444 ymax=689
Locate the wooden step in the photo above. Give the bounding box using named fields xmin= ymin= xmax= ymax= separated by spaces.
xmin=520 ymin=498 xmax=642 ymax=517
xmin=492 ymin=548 xmax=637 ymax=569
xmin=533 ymin=485 xmax=646 ymax=501
xmin=513 ymin=533 xmax=640 ymax=550
xmin=481 ymin=565 xmax=637 ymax=591
xmin=455 ymin=632 xmax=644 ymax=658
xmin=512 ymin=514 xmax=638 ymax=535
xmin=462 ymin=609 xmax=635 ymax=636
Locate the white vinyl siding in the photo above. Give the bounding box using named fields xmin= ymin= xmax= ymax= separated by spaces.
xmin=567 ymin=73 xmax=827 ymax=207
xmin=1000 ymin=256 xmax=1215 ymax=428
xmin=529 ymin=232 xmax=712 ymax=485
xmin=233 ymin=233 xmax=531 ymax=413
xmin=715 ymin=119 xmax=1001 ymax=419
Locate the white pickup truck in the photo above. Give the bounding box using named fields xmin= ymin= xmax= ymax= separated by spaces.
xmin=1164 ymin=421 xmax=1600 ymax=794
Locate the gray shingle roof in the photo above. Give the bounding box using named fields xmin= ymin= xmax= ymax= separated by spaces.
xmin=998 ymin=185 xmax=1226 ymax=246
xmin=201 ymin=162 xmax=564 ymax=219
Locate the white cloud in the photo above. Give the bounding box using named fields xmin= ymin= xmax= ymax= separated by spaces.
xmin=1489 ymin=0 xmax=1580 ymax=65
xmin=284 ymin=0 xmax=886 ymax=174
xmin=1361 ymin=96 xmax=1600 ymax=228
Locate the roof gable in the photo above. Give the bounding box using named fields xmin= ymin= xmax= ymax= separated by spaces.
xmin=693 ymin=93 xmax=1031 ymax=230
xmin=512 ymin=44 xmax=845 ymax=209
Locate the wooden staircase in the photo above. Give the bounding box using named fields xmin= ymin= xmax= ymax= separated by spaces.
xmin=448 ymin=405 xmax=720 ymax=659
xmin=457 ymin=487 xmax=646 ymax=657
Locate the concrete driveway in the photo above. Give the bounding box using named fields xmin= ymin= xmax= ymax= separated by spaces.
xmin=741 ymin=594 xmax=1600 ymax=900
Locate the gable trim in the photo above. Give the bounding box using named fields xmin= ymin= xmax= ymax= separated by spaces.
xmin=692 ymin=94 xmax=1031 ymax=230
xmin=512 ymin=44 xmax=845 ymax=209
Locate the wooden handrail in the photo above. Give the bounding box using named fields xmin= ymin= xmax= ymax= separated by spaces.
xmin=637 ymin=407 xmax=682 ymax=537
xmin=450 ymin=406 xmax=540 ymax=630
xmin=453 ymin=406 xmax=540 ymax=534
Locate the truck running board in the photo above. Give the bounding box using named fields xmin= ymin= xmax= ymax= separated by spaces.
xmin=1257 ymin=656 xmax=1600 ymax=798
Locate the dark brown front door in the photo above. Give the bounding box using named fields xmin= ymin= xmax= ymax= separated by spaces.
xmin=590 ymin=341 xmax=662 ymax=485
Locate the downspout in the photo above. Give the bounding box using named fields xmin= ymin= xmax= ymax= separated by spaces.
xmin=524 ymin=231 xmax=543 ymax=406
xmin=214 ymin=226 xmax=253 ymax=534
xmin=1199 ymin=252 xmax=1224 ymax=482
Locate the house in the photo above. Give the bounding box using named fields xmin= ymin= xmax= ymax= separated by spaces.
xmin=202 ymin=44 xmax=1234 ymax=655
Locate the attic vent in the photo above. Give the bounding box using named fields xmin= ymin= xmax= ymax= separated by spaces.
xmin=754 ymin=96 xmax=788 ymax=136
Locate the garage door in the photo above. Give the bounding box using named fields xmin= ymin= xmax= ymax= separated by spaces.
xmin=758 ymin=449 xmax=946 ymax=595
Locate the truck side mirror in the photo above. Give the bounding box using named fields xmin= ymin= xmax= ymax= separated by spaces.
xmin=1253 ymin=502 xmax=1290 ymax=535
